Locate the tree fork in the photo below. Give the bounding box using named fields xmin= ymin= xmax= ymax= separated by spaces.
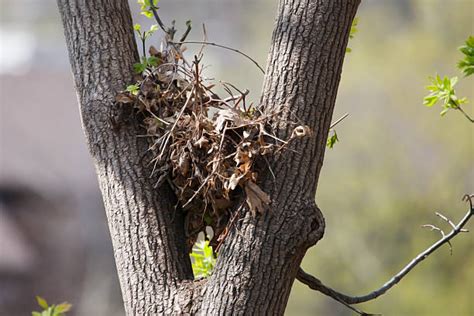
xmin=57 ymin=0 xmax=360 ymax=314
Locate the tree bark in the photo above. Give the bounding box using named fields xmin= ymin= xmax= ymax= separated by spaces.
xmin=57 ymin=1 xmax=193 ymax=314
xmin=57 ymin=0 xmax=359 ymax=315
xmin=198 ymin=1 xmax=359 ymax=314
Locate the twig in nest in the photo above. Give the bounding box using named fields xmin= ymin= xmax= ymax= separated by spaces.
xmin=158 ymin=86 xmax=195 ymax=156
xmin=296 ymin=194 xmax=473 ymax=313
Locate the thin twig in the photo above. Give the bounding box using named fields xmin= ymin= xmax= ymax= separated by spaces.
xmin=149 ymin=5 xmax=168 ymax=35
xmin=170 ymin=40 xmax=265 ymax=74
xmin=180 ymin=20 xmax=192 ymax=43
xmin=159 ymin=86 xmax=195 ymax=156
xmin=457 ymin=106 xmax=474 ymax=123
xmin=297 ymin=194 xmax=474 ymax=307
xmin=198 ymin=24 xmax=208 ymax=59
xmin=435 ymin=212 xmax=457 ymax=230
xmin=330 ymin=113 xmax=349 ymax=129
xmin=421 ymin=223 xmax=452 ymax=255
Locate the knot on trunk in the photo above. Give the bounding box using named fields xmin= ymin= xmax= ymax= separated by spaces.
xmin=270 ymin=199 xmax=325 ymax=250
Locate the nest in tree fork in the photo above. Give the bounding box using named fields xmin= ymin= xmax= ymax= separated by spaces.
xmin=115 ymin=41 xmax=310 ymax=250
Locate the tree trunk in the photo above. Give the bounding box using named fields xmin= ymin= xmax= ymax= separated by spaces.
xmin=57 ymin=0 xmax=359 ymax=314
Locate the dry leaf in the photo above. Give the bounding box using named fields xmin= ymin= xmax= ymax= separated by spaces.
xmin=194 ymin=135 xmax=209 ymax=148
xmin=149 ymin=45 xmax=160 ymax=57
xmin=115 ymin=93 xmax=134 ymax=103
xmin=244 ymin=181 xmax=271 ymax=216
xmin=226 ymin=172 xmax=243 ymax=191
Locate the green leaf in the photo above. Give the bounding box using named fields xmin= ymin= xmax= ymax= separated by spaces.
xmin=443 ymin=76 xmax=450 ymax=88
xmin=133 ymin=62 xmax=147 ymax=74
xmin=141 ymin=10 xmax=153 ymax=18
xmin=326 ymin=131 xmax=339 ymax=149
xmin=457 ymin=36 xmax=474 ymax=77
xmin=32 ymin=312 xmax=42 ymax=316
xmin=458 ymin=97 xmax=468 ymax=105
xmin=36 ymin=296 xmax=49 ymax=310
xmin=133 ymin=23 xmax=141 ymax=32
xmin=440 ymin=108 xmax=449 ymax=116
xmin=137 ymin=0 xmax=159 ymax=19
xmin=423 ymin=95 xmax=438 ymax=107
xmin=126 ymin=84 xmax=140 ymax=96
xmin=346 ymin=17 xmax=359 ymax=54
xmin=147 ymin=56 xmax=159 ymax=67
xmin=43 ymin=306 xmax=54 ymax=316
xmin=190 ymin=239 xmax=216 ymax=278
xmin=149 ymin=24 xmax=159 ymax=32
xmin=55 ymin=303 xmax=72 ymax=314
xmin=190 ymin=253 xmax=204 ymax=259
xmin=349 ymin=17 xmax=359 ymax=39
xmin=450 ymin=76 xmax=458 ymax=87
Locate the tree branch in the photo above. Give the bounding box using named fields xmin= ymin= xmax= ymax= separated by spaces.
xmin=150 ymin=5 xmax=169 ymax=36
xmin=457 ymin=105 xmax=474 ymax=123
xmin=297 ymin=194 xmax=473 ymax=308
xmin=57 ymin=1 xmax=193 ymax=313
xmin=170 ymin=40 xmax=266 ymax=74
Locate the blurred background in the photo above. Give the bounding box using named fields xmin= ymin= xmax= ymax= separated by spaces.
xmin=0 ymin=0 xmax=472 ymax=315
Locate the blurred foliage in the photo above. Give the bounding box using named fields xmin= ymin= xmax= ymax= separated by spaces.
xmin=458 ymin=36 xmax=474 ymax=77
xmin=32 ymin=296 xmax=71 ymax=316
xmin=346 ymin=17 xmax=359 ymax=53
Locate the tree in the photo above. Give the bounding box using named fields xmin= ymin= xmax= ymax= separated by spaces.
xmin=57 ymin=0 xmax=472 ymax=315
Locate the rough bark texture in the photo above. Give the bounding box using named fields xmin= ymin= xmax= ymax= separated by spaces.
xmin=197 ymin=1 xmax=359 ymax=314
xmin=57 ymin=1 xmax=192 ymax=314
xmin=58 ymin=0 xmax=359 ymax=315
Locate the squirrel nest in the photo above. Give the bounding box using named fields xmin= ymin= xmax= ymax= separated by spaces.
xmin=115 ymin=41 xmax=309 ymax=250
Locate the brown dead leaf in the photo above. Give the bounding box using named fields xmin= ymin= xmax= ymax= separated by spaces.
xmin=143 ymin=117 xmax=163 ymax=135
xmin=149 ymin=45 xmax=160 ymax=57
xmin=194 ymin=135 xmax=209 ymax=148
xmin=244 ymin=181 xmax=271 ymax=216
xmin=225 ymin=172 xmax=243 ymax=191
xmin=115 ymin=93 xmax=134 ymax=104
xmin=234 ymin=147 xmax=250 ymax=166
xmin=238 ymin=160 xmax=252 ymax=174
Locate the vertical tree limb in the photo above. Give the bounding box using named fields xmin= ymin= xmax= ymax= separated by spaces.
xmin=57 ymin=1 xmax=193 ymax=314
xmin=197 ymin=1 xmax=360 ymax=314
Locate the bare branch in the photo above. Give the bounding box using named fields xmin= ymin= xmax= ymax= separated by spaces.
xmin=435 ymin=212 xmax=457 ymax=230
xmin=421 ymin=223 xmax=452 ymax=255
xmin=149 ymin=5 xmax=169 ymax=36
xmin=297 ymin=194 xmax=474 ymax=307
xmin=456 ymin=105 xmax=474 ymax=123
xmin=170 ymin=40 xmax=266 ymax=74
xmin=330 ymin=113 xmax=349 ymax=129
